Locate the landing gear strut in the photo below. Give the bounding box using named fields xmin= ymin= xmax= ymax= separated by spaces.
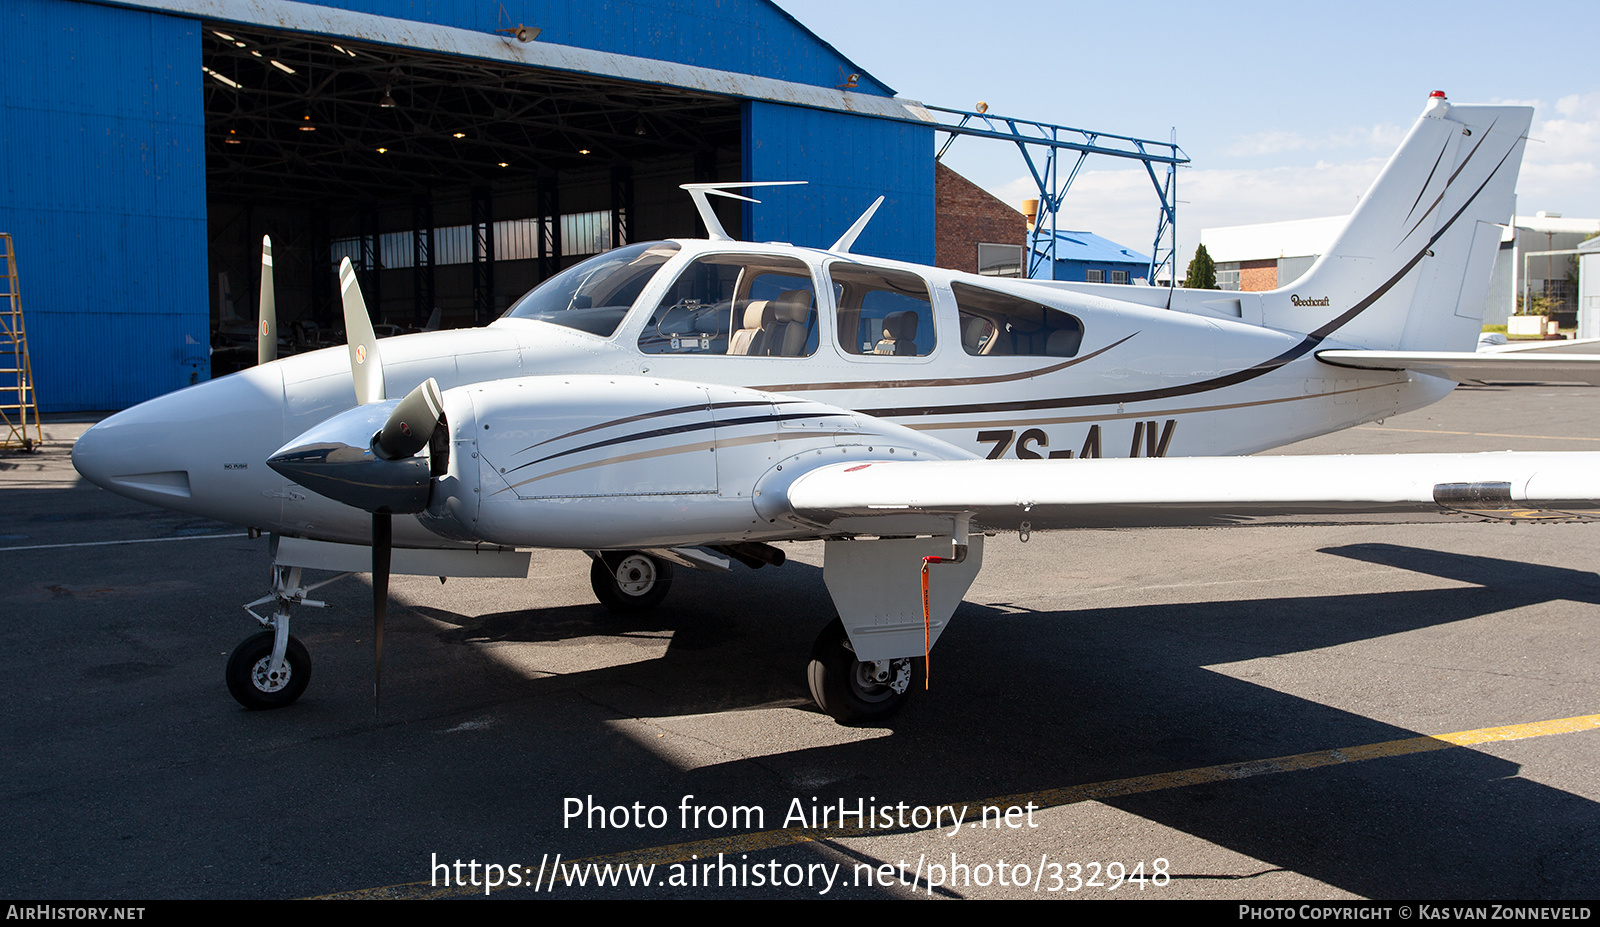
xmin=807 ymin=617 xmax=917 ymax=725
xmin=589 ymin=552 xmax=673 ymax=613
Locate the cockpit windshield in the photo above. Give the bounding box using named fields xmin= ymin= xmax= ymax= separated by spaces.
xmin=501 ymin=242 xmax=680 ymax=336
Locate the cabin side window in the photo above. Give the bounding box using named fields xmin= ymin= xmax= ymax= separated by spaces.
xmin=951 ymin=281 xmax=1084 ymax=357
xmin=637 ymin=254 xmax=817 ymax=357
xmin=830 ymin=264 xmax=936 ymax=357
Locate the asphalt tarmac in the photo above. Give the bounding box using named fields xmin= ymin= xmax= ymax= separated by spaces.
xmin=3 ymin=383 xmax=1598 ymax=900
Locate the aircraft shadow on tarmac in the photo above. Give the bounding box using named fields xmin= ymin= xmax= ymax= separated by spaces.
xmin=381 ymin=543 xmax=1600 ymax=899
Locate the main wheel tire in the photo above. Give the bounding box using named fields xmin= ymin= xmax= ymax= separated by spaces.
xmin=590 ymin=553 xmax=673 ymax=613
xmin=226 ymin=631 xmax=312 ymax=710
xmin=807 ymin=617 xmax=917 ymax=725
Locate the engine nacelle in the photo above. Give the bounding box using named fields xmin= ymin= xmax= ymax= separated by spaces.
xmin=418 ymin=374 xmax=968 ymax=549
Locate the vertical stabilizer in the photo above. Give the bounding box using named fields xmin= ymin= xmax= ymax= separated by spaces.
xmin=1263 ymin=93 xmax=1530 ymax=352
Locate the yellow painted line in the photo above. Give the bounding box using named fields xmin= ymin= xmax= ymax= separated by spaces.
xmin=314 ymin=713 xmax=1600 ymax=899
xmin=984 ymin=714 xmax=1600 ymax=812
xmin=1353 ymin=426 xmax=1600 ymax=443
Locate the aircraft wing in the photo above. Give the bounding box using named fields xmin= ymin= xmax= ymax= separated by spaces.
xmin=1316 ymin=349 xmax=1600 ymax=385
xmin=1479 ymin=337 xmax=1600 ymax=355
xmin=784 ymin=452 xmax=1600 ymax=532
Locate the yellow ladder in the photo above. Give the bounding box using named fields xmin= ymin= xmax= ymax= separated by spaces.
xmin=0 ymin=234 xmax=42 ymax=451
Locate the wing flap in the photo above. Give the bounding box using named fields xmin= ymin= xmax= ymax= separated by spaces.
xmin=1317 ymin=348 xmax=1600 ymax=384
xmin=785 ymin=453 xmax=1600 ymax=531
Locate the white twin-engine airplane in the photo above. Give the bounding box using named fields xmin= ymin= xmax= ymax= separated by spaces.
xmin=72 ymin=92 xmax=1600 ymax=723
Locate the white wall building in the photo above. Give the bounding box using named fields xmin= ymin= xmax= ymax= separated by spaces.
xmin=1580 ymin=237 xmax=1600 ymax=339
xmin=1201 ymin=213 xmax=1600 ymax=327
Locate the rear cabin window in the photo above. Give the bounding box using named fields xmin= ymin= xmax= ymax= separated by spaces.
xmin=637 ymin=254 xmax=817 ymax=357
xmin=831 ymin=264 xmax=936 ymax=357
xmin=952 ymin=282 xmax=1085 ymax=357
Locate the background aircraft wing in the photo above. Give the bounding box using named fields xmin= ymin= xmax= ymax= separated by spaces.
xmin=1316 ymin=349 xmax=1600 ymax=385
xmin=784 ymin=452 xmax=1600 ymax=531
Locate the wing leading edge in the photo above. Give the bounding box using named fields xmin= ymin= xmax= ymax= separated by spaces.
xmin=784 ymin=453 xmax=1600 ymax=532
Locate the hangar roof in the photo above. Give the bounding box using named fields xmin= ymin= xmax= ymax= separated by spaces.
xmin=1032 ymin=230 xmax=1150 ymax=266
xmin=103 ymin=0 xmax=920 ymax=117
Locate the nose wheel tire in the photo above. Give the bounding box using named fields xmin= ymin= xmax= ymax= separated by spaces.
xmin=590 ymin=553 xmax=673 ymax=613
xmin=226 ymin=631 xmax=312 ymax=710
xmin=807 ymin=617 xmax=917 ymax=725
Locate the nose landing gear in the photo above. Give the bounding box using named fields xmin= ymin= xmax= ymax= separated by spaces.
xmin=226 ymin=630 xmax=311 ymax=709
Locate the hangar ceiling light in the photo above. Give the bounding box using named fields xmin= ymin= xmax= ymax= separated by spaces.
xmin=203 ymin=66 xmax=240 ymax=90
xmin=201 ymin=25 xmax=741 ymax=203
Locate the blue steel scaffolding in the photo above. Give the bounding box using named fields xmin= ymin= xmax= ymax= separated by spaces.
xmin=929 ymin=105 xmax=1188 ymax=286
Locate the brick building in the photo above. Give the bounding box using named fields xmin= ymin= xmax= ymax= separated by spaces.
xmin=934 ymin=162 xmax=1026 ymax=275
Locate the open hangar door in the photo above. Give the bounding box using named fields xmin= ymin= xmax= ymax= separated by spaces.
xmin=200 ymin=25 xmax=742 ymax=374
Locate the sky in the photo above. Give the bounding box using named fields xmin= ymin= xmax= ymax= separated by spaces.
xmin=777 ymin=0 xmax=1600 ymax=270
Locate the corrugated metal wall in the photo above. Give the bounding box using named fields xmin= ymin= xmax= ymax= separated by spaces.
xmin=305 ymin=0 xmax=894 ymax=97
xmin=1 ymin=0 xmax=209 ymax=411
xmin=742 ymin=101 xmax=933 ymax=265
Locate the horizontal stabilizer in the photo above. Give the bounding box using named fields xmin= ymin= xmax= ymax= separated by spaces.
xmin=785 ymin=452 xmax=1600 ymax=532
xmin=1317 ymin=348 xmax=1600 ymax=384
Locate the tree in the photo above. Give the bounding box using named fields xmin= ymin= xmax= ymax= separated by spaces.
xmin=1184 ymin=244 xmax=1218 ymax=289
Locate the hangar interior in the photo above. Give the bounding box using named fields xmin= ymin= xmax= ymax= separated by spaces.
xmin=202 ymin=24 xmax=743 ymax=364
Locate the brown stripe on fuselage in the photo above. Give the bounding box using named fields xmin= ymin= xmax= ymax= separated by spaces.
xmin=893 ymin=378 xmax=1402 ymax=431
xmin=752 ymin=333 xmax=1136 ymax=393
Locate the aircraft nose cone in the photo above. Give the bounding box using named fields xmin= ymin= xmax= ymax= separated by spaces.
xmin=72 ymin=366 xmax=285 ymax=510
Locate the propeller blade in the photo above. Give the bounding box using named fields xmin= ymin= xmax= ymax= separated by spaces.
xmin=375 ymin=378 xmax=444 ymax=461
xmin=373 ymin=510 xmax=391 ymax=716
xmin=258 ymin=236 xmax=277 ymax=366
xmin=339 ymin=258 xmax=384 ymax=405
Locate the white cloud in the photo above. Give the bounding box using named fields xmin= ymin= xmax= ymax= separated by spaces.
xmin=1222 ymin=123 xmax=1407 ymax=158
xmin=1517 ymin=92 xmax=1600 ymax=215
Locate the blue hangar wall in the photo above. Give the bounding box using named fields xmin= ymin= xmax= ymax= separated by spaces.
xmin=1 ymin=0 xmax=932 ymax=412
xmin=743 ymin=103 xmax=933 ymax=264
xmin=1 ymin=0 xmax=210 ymax=411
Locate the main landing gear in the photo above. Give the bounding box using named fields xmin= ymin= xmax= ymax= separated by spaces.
xmin=589 ymin=551 xmax=674 ymax=613
xmin=807 ymin=617 xmax=917 ymax=725
xmin=585 ymin=549 xmax=918 ymax=724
